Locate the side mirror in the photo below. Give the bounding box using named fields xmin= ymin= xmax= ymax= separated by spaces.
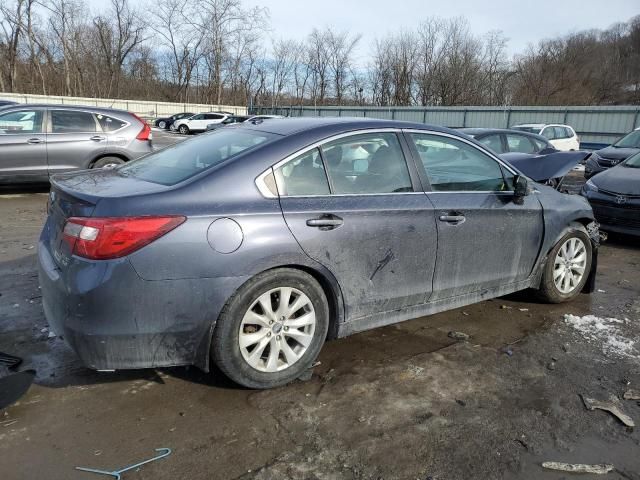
xmin=513 ymin=175 xmax=528 ymax=204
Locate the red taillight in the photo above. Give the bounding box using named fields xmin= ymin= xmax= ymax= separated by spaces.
xmin=131 ymin=113 xmax=152 ymax=141
xmin=63 ymin=216 xmax=185 ymax=260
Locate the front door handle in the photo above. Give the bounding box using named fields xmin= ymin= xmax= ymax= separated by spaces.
xmin=306 ymin=214 xmax=343 ymax=230
xmin=439 ymin=214 xmax=466 ymax=225
xmin=90 ymin=135 xmax=106 ymax=142
xmin=27 ymin=138 xmax=42 ymax=144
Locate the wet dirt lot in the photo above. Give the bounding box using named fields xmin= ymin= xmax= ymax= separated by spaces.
xmin=1 ymin=148 xmax=640 ymax=479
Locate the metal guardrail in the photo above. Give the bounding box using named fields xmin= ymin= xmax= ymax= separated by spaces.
xmin=0 ymin=92 xmax=247 ymax=118
xmin=250 ymin=105 xmax=640 ymax=145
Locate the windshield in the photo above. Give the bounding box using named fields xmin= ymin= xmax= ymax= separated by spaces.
xmin=614 ymin=130 xmax=640 ymax=148
xmin=118 ymin=129 xmax=275 ymax=185
xmin=624 ymin=152 xmax=640 ymax=168
xmin=511 ymin=126 xmax=541 ymax=134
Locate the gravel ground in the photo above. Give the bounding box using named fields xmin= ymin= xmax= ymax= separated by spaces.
xmin=1 ymin=138 xmax=639 ymax=479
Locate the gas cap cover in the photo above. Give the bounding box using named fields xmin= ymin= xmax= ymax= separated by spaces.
xmin=207 ymin=218 xmax=243 ymax=254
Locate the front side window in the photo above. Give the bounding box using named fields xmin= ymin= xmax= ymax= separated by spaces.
xmin=119 ymin=129 xmax=274 ymax=185
xmin=478 ymin=134 xmax=505 ymax=153
xmin=410 ymin=133 xmax=509 ymax=192
xmin=506 ymin=134 xmax=536 ymax=153
xmin=0 ymin=109 xmax=43 ymax=134
xmin=320 ymin=132 xmax=412 ymax=194
xmin=51 ymin=110 xmax=97 ymax=133
xmin=274 ymin=148 xmax=330 ymax=196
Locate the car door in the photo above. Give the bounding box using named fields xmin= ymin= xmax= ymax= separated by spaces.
xmin=0 ymin=108 xmax=47 ymax=180
xmin=275 ymin=130 xmax=438 ymax=321
xmin=405 ymin=130 xmax=544 ymax=301
xmin=46 ymin=109 xmax=105 ymax=174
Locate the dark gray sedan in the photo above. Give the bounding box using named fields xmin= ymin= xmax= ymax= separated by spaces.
xmin=39 ymin=118 xmax=599 ymax=388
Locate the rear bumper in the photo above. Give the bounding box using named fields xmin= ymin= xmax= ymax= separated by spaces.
xmin=38 ymin=232 xmax=247 ymax=370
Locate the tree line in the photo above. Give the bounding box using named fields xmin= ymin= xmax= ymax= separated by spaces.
xmin=1 ymin=0 xmax=638 ymax=108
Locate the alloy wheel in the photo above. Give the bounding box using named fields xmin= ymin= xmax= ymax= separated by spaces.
xmin=238 ymin=287 xmax=316 ymax=372
xmin=553 ymin=237 xmax=587 ymax=294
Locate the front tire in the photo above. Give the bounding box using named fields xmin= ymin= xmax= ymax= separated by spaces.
xmin=211 ymin=268 xmax=329 ymax=389
xmin=178 ymin=124 xmax=189 ymax=135
xmin=158 ymin=120 xmax=166 ymax=129
xmin=537 ymin=226 xmax=592 ymax=303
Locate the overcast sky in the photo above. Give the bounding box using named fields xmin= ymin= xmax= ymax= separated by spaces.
xmin=245 ymin=0 xmax=639 ymax=60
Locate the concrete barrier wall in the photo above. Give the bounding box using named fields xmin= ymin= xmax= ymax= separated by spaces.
xmin=0 ymin=92 xmax=247 ymax=119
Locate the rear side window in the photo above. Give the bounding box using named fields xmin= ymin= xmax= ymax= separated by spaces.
xmin=205 ymin=114 xmax=224 ymax=120
xmin=410 ymin=133 xmax=508 ymax=192
xmin=541 ymin=127 xmax=555 ymax=140
xmin=119 ymin=129 xmax=274 ymax=185
xmin=274 ymin=148 xmax=330 ymax=196
xmin=96 ymin=114 xmax=127 ymax=132
xmin=554 ymin=126 xmax=568 ymax=139
xmin=320 ymin=133 xmax=412 ymax=194
xmin=532 ymin=138 xmax=548 ymax=151
xmin=0 ymin=109 xmax=44 ymax=134
xmin=506 ymin=134 xmax=536 ymax=153
xmin=478 ymin=134 xmax=505 ymax=153
xmin=51 ymin=110 xmax=97 ymax=133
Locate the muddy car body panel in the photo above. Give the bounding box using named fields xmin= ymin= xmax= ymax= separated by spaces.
xmin=38 ymin=118 xmax=598 ymax=372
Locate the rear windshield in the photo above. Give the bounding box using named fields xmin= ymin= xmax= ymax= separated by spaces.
xmin=118 ymin=129 xmax=274 ymax=185
xmin=614 ymin=130 xmax=640 ymax=148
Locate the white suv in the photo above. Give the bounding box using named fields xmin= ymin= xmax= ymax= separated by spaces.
xmin=511 ymin=124 xmax=580 ymax=151
xmin=173 ymin=112 xmax=229 ymax=135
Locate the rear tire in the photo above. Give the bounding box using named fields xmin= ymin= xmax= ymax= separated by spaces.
xmin=211 ymin=268 xmax=329 ymax=389
xmin=91 ymin=156 xmax=125 ymax=169
xmin=537 ymin=226 xmax=592 ymax=303
xmin=178 ymin=125 xmax=189 ymax=135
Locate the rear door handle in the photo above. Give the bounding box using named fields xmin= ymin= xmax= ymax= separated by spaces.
xmin=306 ymin=215 xmax=343 ymax=230
xmin=439 ymin=214 xmax=466 ymax=225
xmin=90 ymin=135 xmax=106 ymax=142
xmin=27 ymin=138 xmax=42 ymax=144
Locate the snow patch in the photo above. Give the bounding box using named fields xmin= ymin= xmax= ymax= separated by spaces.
xmin=563 ymin=314 xmax=637 ymax=359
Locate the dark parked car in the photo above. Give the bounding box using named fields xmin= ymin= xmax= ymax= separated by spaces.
xmin=460 ymin=128 xmax=556 ymax=155
xmin=39 ymin=118 xmax=598 ymax=389
xmin=585 ymin=128 xmax=640 ymax=178
xmin=153 ymin=112 xmax=195 ymax=130
xmin=0 ymin=100 xmax=18 ymax=107
xmin=0 ymin=104 xmax=153 ymax=184
xmin=581 ymin=151 xmax=640 ymax=236
xmin=205 ymin=115 xmax=251 ymax=131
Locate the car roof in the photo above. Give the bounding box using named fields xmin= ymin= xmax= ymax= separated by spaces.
xmin=0 ymin=103 xmax=133 ymax=115
xmin=240 ymin=116 xmax=453 ymax=137
xmin=460 ymin=127 xmax=550 ymax=142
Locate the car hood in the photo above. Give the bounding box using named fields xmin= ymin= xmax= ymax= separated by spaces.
xmin=590 ymin=164 xmax=640 ymax=195
xmin=595 ymin=146 xmax=640 ymax=160
xmin=500 ymin=151 xmax=588 ymax=182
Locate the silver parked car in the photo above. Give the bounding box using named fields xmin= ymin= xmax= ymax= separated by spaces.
xmin=0 ymin=104 xmax=153 ymax=183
